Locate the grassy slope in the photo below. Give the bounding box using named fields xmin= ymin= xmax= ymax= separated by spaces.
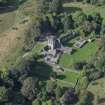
xmin=0 ymin=11 xmax=16 ymax=34
xmin=59 ymin=41 xmax=98 ymax=68
xmin=0 ymin=0 xmax=36 ymax=68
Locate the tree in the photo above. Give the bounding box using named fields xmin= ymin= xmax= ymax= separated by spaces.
xmin=63 ymin=14 xmax=74 ymax=32
xmin=35 ymin=0 xmax=49 ymax=16
xmin=49 ymin=0 xmax=63 ymax=13
xmin=0 ymin=0 xmax=19 ymax=4
xmin=41 ymin=89 xmax=48 ymax=101
xmin=32 ymin=98 xmax=42 ymax=105
xmin=101 ymin=24 xmax=105 ymax=36
xmin=46 ymin=81 xmax=57 ymax=95
xmin=73 ymin=11 xmax=87 ymax=26
xmin=21 ymin=77 xmax=38 ymax=100
xmin=73 ymin=61 xmax=86 ymax=70
xmin=83 ymin=21 xmax=93 ymax=34
xmin=1 ymin=67 xmax=9 ymax=80
xmin=4 ymin=102 xmax=12 ymax=105
xmin=55 ymin=86 xmax=63 ymax=99
xmin=76 ymin=90 xmax=94 ymax=105
xmin=88 ymin=71 xmax=103 ymax=80
xmin=93 ymin=13 xmax=103 ymax=25
xmin=83 ymin=0 xmax=90 ymax=4
xmin=41 ymin=16 xmax=52 ymax=33
xmin=98 ymin=0 xmax=105 ymax=5
xmin=90 ymin=0 xmax=97 ymax=5
xmin=95 ymin=54 xmax=105 ymax=69
xmin=50 ymin=15 xmax=62 ymax=32
xmin=99 ymin=37 xmax=105 ymax=50
xmin=50 ymin=72 xmax=57 ymax=79
xmin=24 ymin=18 xmax=42 ymax=51
xmin=62 ymin=87 xmax=78 ymax=105
xmin=93 ymin=22 xmax=101 ymax=35
xmin=9 ymin=92 xmax=26 ymax=105
xmin=0 ymin=86 xmax=8 ymax=103
xmin=77 ymin=76 xmax=89 ymax=89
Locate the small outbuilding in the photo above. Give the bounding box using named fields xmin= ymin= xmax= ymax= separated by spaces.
xmin=74 ymin=39 xmax=87 ymax=48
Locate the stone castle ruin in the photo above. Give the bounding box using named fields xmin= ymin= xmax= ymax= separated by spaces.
xmin=42 ymin=35 xmax=73 ymax=64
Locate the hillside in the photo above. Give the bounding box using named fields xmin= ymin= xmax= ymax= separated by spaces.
xmin=0 ymin=0 xmax=105 ymax=105
xmin=0 ymin=0 xmax=36 ymax=68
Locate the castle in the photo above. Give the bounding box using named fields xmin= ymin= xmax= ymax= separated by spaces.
xmin=42 ymin=35 xmax=73 ymax=64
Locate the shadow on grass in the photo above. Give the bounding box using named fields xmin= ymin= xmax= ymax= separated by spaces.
xmin=0 ymin=6 xmax=18 ymax=14
xmin=27 ymin=55 xmax=53 ymax=80
xmin=57 ymin=75 xmax=66 ymax=80
xmin=63 ymin=42 xmax=74 ymax=47
xmin=63 ymin=0 xmax=74 ymax=3
xmin=63 ymin=7 xmax=82 ymax=13
xmin=87 ymin=91 xmax=94 ymax=105
xmin=33 ymin=62 xmax=53 ymax=80
xmin=12 ymin=55 xmax=53 ymax=81
xmin=98 ymin=98 xmax=105 ymax=104
xmin=0 ymin=0 xmax=28 ymax=14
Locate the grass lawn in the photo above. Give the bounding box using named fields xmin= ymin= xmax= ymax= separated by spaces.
xmin=59 ymin=41 xmax=98 ymax=68
xmin=63 ymin=2 xmax=105 ymax=23
xmin=57 ymin=71 xmax=81 ymax=87
xmin=88 ymin=77 xmax=105 ymax=105
xmin=31 ymin=43 xmax=45 ymax=55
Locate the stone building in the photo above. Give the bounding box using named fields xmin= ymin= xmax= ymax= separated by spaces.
xmin=42 ymin=35 xmax=73 ymax=64
xmin=48 ymin=36 xmax=62 ymax=50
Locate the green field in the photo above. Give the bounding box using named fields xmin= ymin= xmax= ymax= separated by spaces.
xmin=64 ymin=2 xmax=105 ymax=23
xmin=57 ymin=71 xmax=81 ymax=87
xmin=59 ymin=41 xmax=98 ymax=68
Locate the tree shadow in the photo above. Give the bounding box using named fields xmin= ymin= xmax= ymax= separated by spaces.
xmin=63 ymin=0 xmax=74 ymax=3
xmin=57 ymin=75 xmax=66 ymax=80
xmin=19 ymin=0 xmax=28 ymax=5
xmin=27 ymin=55 xmax=53 ymax=80
xmin=63 ymin=42 xmax=74 ymax=47
xmin=0 ymin=6 xmax=18 ymax=14
xmin=9 ymin=55 xmax=53 ymax=82
xmin=98 ymin=98 xmax=105 ymax=104
xmin=87 ymin=91 xmax=94 ymax=105
xmin=0 ymin=0 xmax=28 ymax=14
xmin=91 ymin=81 xmax=99 ymax=85
xmin=32 ymin=61 xmax=53 ymax=80
xmin=63 ymin=7 xmax=82 ymax=13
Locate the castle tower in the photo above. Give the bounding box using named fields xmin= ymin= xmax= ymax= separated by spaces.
xmin=48 ymin=36 xmax=56 ymax=50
